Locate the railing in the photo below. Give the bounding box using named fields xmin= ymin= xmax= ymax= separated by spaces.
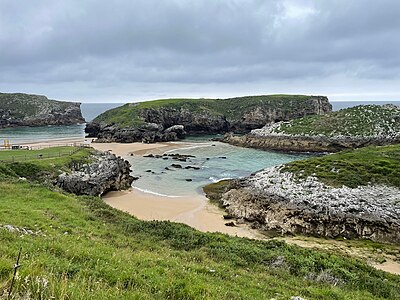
xmin=0 ymin=143 xmax=91 ymax=163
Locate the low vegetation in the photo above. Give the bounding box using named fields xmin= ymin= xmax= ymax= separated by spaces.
xmin=0 ymin=147 xmax=399 ymax=299
xmin=283 ymin=144 xmax=400 ymax=188
xmin=93 ymin=95 xmax=319 ymax=128
xmin=273 ymin=105 xmax=400 ymax=137
xmin=0 ymin=93 xmax=74 ymax=118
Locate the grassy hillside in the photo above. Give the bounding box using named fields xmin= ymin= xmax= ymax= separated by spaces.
xmin=93 ymin=95 xmax=321 ymax=128
xmin=0 ymin=149 xmax=399 ymax=298
xmin=283 ymin=144 xmax=400 ymax=188
xmin=0 ymin=93 xmax=76 ymax=118
xmin=273 ymin=105 xmax=400 ymax=137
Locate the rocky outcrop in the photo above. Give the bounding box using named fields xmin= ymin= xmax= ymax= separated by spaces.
xmin=206 ymin=167 xmax=400 ymax=244
xmin=222 ymin=132 xmax=400 ymax=153
xmin=222 ymin=104 xmax=400 ymax=152
xmin=87 ymin=95 xmax=332 ymax=143
xmin=56 ymin=152 xmax=134 ymax=196
xmin=0 ymin=92 xmax=85 ymax=127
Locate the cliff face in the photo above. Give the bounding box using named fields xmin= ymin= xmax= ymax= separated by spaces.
xmin=0 ymin=92 xmax=85 ymax=127
xmin=86 ymin=95 xmax=331 ymax=143
xmin=205 ymin=167 xmax=400 ymax=244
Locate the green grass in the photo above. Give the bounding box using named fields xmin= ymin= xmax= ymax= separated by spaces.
xmin=0 ymin=147 xmax=399 ymax=299
xmin=0 ymin=146 xmax=83 ymax=162
xmin=283 ymin=144 xmax=400 ymax=188
xmin=0 ymin=147 xmax=92 ymax=181
xmin=1 ymin=181 xmax=400 ymax=299
xmin=93 ymin=95 xmax=321 ymax=128
xmin=274 ymin=105 xmax=400 ymax=137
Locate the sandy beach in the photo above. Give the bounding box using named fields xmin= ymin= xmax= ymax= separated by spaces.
xmin=92 ymin=140 xmax=400 ymax=274
xmin=92 ymin=141 xmax=263 ymax=239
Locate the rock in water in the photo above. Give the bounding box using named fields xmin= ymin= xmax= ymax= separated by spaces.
xmin=56 ymin=152 xmax=134 ymax=196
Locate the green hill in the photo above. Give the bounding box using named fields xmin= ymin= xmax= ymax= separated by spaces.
xmin=270 ymin=104 xmax=400 ymax=137
xmin=92 ymin=95 xmax=330 ymax=129
xmin=0 ymin=92 xmax=84 ymax=127
xmin=0 ymin=148 xmax=399 ymax=299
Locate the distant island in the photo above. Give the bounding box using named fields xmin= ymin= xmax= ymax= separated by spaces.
xmin=85 ymin=95 xmax=332 ymax=143
xmin=223 ymin=104 xmax=400 ymax=152
xmin=0 ymin=92 xmax=85 ymax=128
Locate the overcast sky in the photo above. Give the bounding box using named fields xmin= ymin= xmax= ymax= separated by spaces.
xmin=0 ymin=0 xmax=399 ymax=103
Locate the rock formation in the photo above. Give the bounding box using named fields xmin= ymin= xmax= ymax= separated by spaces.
xmin=222 ymin=132 xmax=400 ymax=153
xmin=206 ymin=166 xmax=400 ymax=244
xmin=222 ymin=104 xmax=400 ymax=152
xmin=56 ymin=152 xmax=134 ymax=196
xmin=86 ymin=95 xmax=332 ymax=143
xmin=0 ymin=92 xmax=85 ymax=127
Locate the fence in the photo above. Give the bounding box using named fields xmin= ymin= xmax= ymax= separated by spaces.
xmin=0 ymin=143 xmax=90 ymax=163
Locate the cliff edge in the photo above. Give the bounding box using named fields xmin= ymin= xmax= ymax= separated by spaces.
xmin=86 ymin=95 xmax=331 ymax=143
xmin=0 ymin=92 xmax=85 ymax=127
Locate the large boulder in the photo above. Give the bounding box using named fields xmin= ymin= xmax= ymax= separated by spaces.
xmin=56 ymin=152 xmax=134 ymax=196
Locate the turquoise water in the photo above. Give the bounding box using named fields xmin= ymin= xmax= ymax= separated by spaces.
xmin=0 ymin=103 xmax=123 ymax=145
xmin=128 ymin=141 xmax=310 ymax=197
xmin=0 ymin=124 xmax=86 ymax=144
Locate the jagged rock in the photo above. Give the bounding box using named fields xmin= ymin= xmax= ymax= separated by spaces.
xmin=164 ymin=124 xmax=186 ymax=139
xmin=171 ymin=164 xmax=183 ymax=169
xmin=185 ymin=166 xmax=201 ymax=170
xmin=56 ymin=152 xmax=134 ymax=196
xmin=207 ymin=166 xmax=400 ymax=244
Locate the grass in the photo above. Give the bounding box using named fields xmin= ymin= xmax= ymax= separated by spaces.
xmin=93 ymin=95 xmax=322 ymax=128
xmin=1 ymin=181 xmax=400 ymax=299
xmin=0 ymin=146 xmax=84 ymax=162
xmin=274 ymin=105 xmax=400 ymax=137
xmin=0 ymin=147 xmax=399 ymax=299
xmin=283 ymin=144 xmax=400 ymax=188
xmin=0 ymin=147 xmax=93 ymax=181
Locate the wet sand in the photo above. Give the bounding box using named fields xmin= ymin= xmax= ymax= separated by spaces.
xmin=103 ymin=189 xmax=262 ymax=239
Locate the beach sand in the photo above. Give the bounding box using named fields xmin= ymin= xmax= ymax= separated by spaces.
xmin=93 ymin=141 xmax=400 ymax=274
xmin=93 ymin=141 xmax=263 ymax=239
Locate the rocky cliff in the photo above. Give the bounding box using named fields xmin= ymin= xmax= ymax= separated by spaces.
xmin=204 ymin=145 xmax=400 ymax=243
xmin=223 ymin=104 xmax=400 ymax=152
xmin=86 ymin=95 xmax=331 ymax=143
xmin=56 ymin=151 xmax=134 ymax=196
xmin=0 ymin=92 xmax=85 ymax=127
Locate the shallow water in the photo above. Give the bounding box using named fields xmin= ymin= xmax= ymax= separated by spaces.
xmin=0 ymin=124 xmax=86 ymax=144
xmin=128 ymin=141 xmax=310 ymax=197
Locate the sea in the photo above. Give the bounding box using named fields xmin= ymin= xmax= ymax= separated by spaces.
xmin=1 ymin=100 xmax=399 ymax=196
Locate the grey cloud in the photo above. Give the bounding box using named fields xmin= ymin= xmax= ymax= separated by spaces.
xmin=0 ymin=0 xmax=399 ymax=101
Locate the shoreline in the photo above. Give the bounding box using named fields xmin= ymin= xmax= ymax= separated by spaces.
xmin=94 ymin=140 xmax=400 ymax=275
xmin=93 ymin=141 xmax=263 ymax=239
